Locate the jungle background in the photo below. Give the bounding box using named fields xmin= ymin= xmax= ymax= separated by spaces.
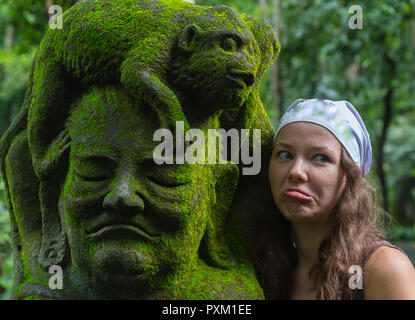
xmin=0 ymin=0 xmax=414 ymax=299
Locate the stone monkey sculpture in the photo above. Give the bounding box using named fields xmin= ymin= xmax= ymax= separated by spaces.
xmin=17 ymin=0 xmax=280 ymax=181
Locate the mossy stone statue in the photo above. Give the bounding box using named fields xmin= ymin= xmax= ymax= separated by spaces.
xmin=0 ymin=0 xmax=280 ymax=299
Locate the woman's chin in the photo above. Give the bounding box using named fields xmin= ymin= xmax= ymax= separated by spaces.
xmin=281 ymin=206 xmax=323 ymax=224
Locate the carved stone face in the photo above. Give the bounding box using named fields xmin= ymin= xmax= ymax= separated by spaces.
xmin=59 ymin=88 xmax=219 ymax=297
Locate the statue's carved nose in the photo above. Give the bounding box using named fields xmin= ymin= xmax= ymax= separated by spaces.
xmin=228 ymin=69 xmax=255 ymax=87
xmin=103 ymin=178 xmax=145 ymax=213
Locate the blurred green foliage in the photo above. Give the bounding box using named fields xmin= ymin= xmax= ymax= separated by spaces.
xmin=386 ymin=225 xmax=415 ymax=242
xmin=0 ymin=0 xmax=414 ymax=298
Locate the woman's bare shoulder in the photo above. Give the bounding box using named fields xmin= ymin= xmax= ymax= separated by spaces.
xmin=364 ymin=246 xmax=415 ymax=299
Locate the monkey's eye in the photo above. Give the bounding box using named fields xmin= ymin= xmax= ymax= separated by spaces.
xmin=221 ymin=37 xmax=238 ymax=51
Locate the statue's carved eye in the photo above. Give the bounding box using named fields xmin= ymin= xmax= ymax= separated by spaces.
xmin=148 ymin=176 xmax=186 ymax=188
xmin=72 ymin=155 xmax=116 ymax=183
xmin=74 ymin=167 xmax=111 ymax=182
xmin=147 ymin=165 xmax=192 ymax=188
xmin=221 ymin=37 xmax=238 ymax=51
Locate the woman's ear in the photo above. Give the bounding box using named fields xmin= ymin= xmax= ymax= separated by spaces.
xmin=199 ymin=163 xmax=239 ymax=270
xmin=340 ymin=169 xmax=347 ymax=197
xmin=339 ymin=149 xmax=349 ymax=196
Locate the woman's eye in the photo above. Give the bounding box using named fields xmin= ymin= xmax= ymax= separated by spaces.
xmin=277 ymin=151 xmax=293 ymax=160
xmin=315 ymin=154 xmax=329 ymax=163
xmin=221 ymin=37 xmax=237 ymax=51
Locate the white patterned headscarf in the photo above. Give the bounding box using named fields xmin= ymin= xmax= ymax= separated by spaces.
xmin=274 ymin=99 xmax=372 ymax=176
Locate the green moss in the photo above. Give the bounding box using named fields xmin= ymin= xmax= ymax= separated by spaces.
xmin=3 ymin=0 xmax=279 ymax=300
xmin=23 ymin=295 xmax=52 ymax=300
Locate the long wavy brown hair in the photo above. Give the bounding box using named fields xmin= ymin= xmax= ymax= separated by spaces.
xmin=253 ymin=149 xmax=387 ymax=300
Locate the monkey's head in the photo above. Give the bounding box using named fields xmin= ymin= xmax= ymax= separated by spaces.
xmin=169 ymin=22 xmax=261 ymax=118
xmin=169 ymin=5 xmax=279 ymax=124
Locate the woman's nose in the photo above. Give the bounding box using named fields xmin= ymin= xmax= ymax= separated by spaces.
xmin=103 ymin=175 xmax=145 ymax=214
xmin=288 ymin=159 xmax=308 ymax=182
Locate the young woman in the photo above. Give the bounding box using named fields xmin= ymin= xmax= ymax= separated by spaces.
xmin=255 ymin=99 xmax=415 ymax=300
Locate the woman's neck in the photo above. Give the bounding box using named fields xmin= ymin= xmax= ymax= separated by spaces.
xmin=292 ymin=222 xmax=329 ymax=269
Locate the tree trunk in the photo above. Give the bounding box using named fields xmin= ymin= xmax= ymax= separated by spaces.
xmin=4 ymin=99 xmax=13 ymax=134
xmin=273 ymin=0 xmax=283 ymax=121
xmin=258 ymin=0 xmax=267 ymax=9
xmin=3 ymin=12 xmax=14 ymax=132
xmin=274 ymin=60 xmax=283 ymax=121
xmin=4 ymin=25 xmax=14 ymax=49
xmin=377 ymin=54 xmax=395 ymax=214
xmin=45 ymin=0 xmax=54 ymax=19
xmin=377 ymin=86 xmax=392 ymax=213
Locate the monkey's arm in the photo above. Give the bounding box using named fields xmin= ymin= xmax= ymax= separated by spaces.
xmin=120 ymin=39 xmax=190 ymax=132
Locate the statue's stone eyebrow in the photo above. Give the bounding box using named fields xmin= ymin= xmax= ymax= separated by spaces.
xmin=73 ymin=153 xmax=163 ymax=167
xmin=73 ymin=153 xmax=119 ymax=163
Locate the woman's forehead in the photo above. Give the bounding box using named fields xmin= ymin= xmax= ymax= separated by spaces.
xmin=275 ymin=122 xmax=342 ymax=150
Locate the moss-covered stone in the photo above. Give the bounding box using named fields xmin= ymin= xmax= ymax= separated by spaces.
xmin=0 ymin=0 xmax=280 ymax=299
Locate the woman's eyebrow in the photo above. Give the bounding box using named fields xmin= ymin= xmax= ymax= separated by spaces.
xmin=308 ymin=145 xmax=337 ymax=154
xmin=275 ymin=143 xmax=337 ymax=154
xmin=275 ymin=142 xmax=292 ymax=149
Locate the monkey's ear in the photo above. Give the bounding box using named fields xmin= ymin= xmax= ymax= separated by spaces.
xmin=240 ymin=14 xmax=280 ymax=79
xmin=178 ymin=24 xmax=201 ymax=53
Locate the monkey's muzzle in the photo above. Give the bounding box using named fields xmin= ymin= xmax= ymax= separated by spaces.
xmin=227 ymin=69 xmax=255 ymax=88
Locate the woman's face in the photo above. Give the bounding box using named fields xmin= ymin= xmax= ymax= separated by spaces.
xmin=268 ymin=122 xmax=347 ymax=226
